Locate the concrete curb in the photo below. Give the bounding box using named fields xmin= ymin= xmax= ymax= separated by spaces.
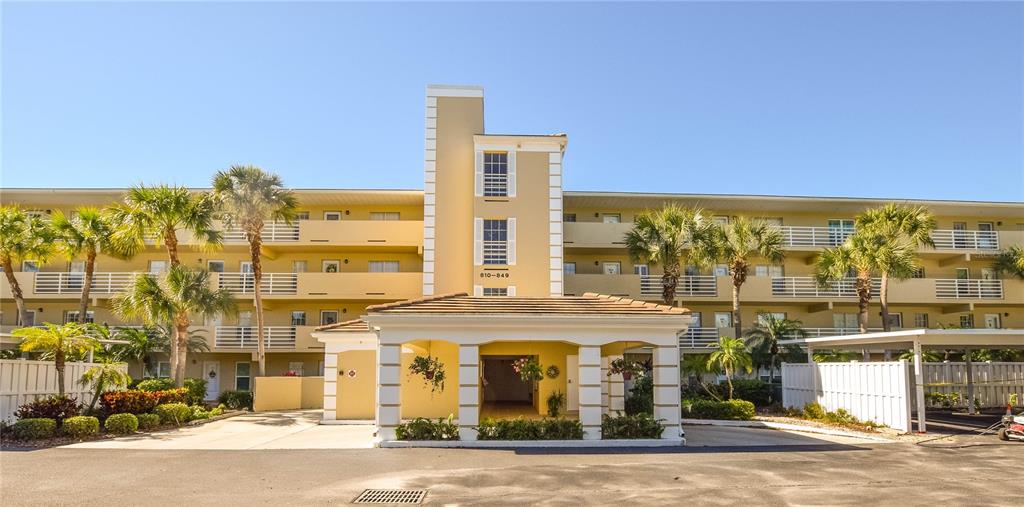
xmin=380 ymin=437 xmax=686 ymax=448
xmin=185 ymin=410 xmax=246 ymax=427
xmin=681 ymin=418 xmax=893 ymax=443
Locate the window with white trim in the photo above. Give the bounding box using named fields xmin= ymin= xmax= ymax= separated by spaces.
xmin=483 ymin=152 xmax=509 ymax=197
xmin=913 ymin=313 xmax=929 ymax=328
xmin=483 ymin=219 xmax=508 ymax=265
xmin=370 ymin=212 xmax=400 ymax=221
xmin=295 ymin=211 xmax=310 ymax=220
xmin=755 ymin=265 xmax=783 ymax=277
xmin=563 ymin=262 xmax=576 ymax=275
xmin=16 ymin=310 xmax=36 ymax=327
xmin=320 ymin=310 xmax=339 ymax=326
xmin=291 ymin=311 xmax=307 ymax=326
xmin=207 ymin=260 xmax=225 ymax=273
xmin=64 ymin=311 xmax=95 ymax=324
xmin=324 ymin=211 xmax=342 ymax=221
xmin=157 ymin=362 xmax=171 ymax=379
xmin=368 ymin=260 xmax=400 ymax=273
xmin=886 ymin=312 xmax=903 ymax=329
xmin=483 ymin=287 xmax=508 ymax=297
xmin=235 ymin=362 xmax=251 ymax=391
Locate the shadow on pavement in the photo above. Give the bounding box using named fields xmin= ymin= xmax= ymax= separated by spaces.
xmin=511 ymin=443 xmax=871 ymax=455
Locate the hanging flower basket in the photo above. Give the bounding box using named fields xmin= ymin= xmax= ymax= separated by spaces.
xmin=512 ymin=357 xmax=544 ymax=383
xmin=608 ymin=358 xmax=645 ymax=380
xmin=409 ymin=355 xmax=446 ymax=393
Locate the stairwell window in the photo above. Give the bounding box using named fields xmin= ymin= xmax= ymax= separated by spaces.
xmin=369 ymin=260 xmax=400 ymax=273
xmin=291 ymin=311 xmax=307 ymax=326
xmin=483 ymin=219 xmax=508 ymax=265
xmin=914 ymin=313 xmax=929 ymax=328
xmin=235 ymin=362 xmax=251 ymax=391
xmin=483 ymin=152 xmax=509 ymax=197
xmin=482 ymin=287 xmax=508 ymax=296
xmin=370 ymin=212 xmax=400 ymax=221
xmin=64 ymin=311 xmax=95 ymax=324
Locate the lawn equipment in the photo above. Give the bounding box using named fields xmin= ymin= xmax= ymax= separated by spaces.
xmin=997 ymin=413 xmax=1024 ymax=442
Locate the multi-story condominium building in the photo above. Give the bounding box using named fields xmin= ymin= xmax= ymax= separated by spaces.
xmin=2 ymin=86 xmax=1022 ymax=431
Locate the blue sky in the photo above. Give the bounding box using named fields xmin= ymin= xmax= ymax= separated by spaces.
xmin=2 ymin=2 xmax=1022 ymax=201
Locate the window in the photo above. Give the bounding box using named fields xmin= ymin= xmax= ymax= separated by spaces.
xmin=291 ymin=311 xmax=307 ymax=326
xmin=482 ymin=287 xmax=508 ymax=297
xmin=984 ymin=314 xmax=1001 ymax=329
xmin=563 ymin=213 xmax=577 ymax=223
xmin=959 ymin=314 xmax=974 ymax=329
xmin=238 ymin=311 xmax=253 ymax=327
xmin=912 ymin=267 xmax=925 ymax=279
xmin=22 ymin=260 xmax=40 ymax=272
xmin=292 ymin=260 xmax=308 ymax=273
xmin=483 ymin=152 xmax=509 ymax=197
xmin=601 ymin=213 xmax=621 ymax=224
xmin=914 ymin=313 xmax=929 ymax=328
xmin=320 ymin=310 xmax=339 ymax=326
xmin=295 ymin=211 xmax=310 ymax=220
xmin=563 ymin=262 xmax=576 ymax=275
xmin=324 ymin=211 xmax=342 ymax=221
xmin=235 ymin=362 xmax=251 ymax=391
xmin=602 ymin=262 xmax=621 ymax=275
xmin=483 ymin=219 xmax=508 ymax=265
xmin=827 ymin=219 xmax=855 ymax=245
xmin=207 ymin=260 xmax=225 ymax=273
xmin=369 ymin=260 xmax=400 ymax=273
xmin=633 ymin=264 xmax=649 ymax=276
xmin=17 ymin=310 xmax=36 ymax=327
xmin=713 ymin=216 xmax=731 ymax=226
xmin=714 ymin=312 xmax=733 ymax=328
xmin=758 ymin=312 xmax=787 ymax=326
xmin=833 ymin=313 xmax=858 ymax=330
xmin=370 ymin=212 xmax=400 ymax=221
xmin=714 ymin=264 xmax=729 ymax=277
xmin=64 ymin=311 xmax=95 ymax=324
xmin=148 ymin=260 xmax=168 ymax=274
xmin=755 ymin=265 xmax=783 ymax=277
xmin=287 ymin=362 xmax=304 ymax=376
xmin=322 ymin=260 xmax=340 ymax=273
xmin=157 ymin=362 xmax=171 ymax=379
xmin=886 ymin=313 xmax=903 ymax=329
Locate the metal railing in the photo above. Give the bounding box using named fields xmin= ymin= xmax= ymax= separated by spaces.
xmin=214 ymin=326 xmax=297 ymax=349
xmin=221 ymin=220 xmax=300 ymax=242
xmin=930 ymin=230 xmax=999 ymax=250
xmin=640 ymin=275 xmax=717 ymax=297
xmin=935 ymin=279 xmax=1004 ymax=299
xmin=483 ymin=240 xmax=508 ymax=265
xmin=483 ymin=173 xmax=509 ymax=197
xmin=778 ymin=226 xmax=854 ymax=248
xmin=679 ymin=328 xmax=722 ymax=348
xmin=33 ymin=272 xmax=136 ymax=294
xmin=217 ymin=273 xmax=298 ymax=295
xmin=771 ymin=277 xmax=880 ymax=298
xmin=801 ymin=327 xmax=884 ymax=337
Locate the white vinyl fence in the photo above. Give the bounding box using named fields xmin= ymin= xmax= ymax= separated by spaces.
xmin=0 ymin=359 xmax=128 ymax=423
xmin=921 ymin=362 xmax=1024 ymax=408
xmin=782 ymin=361 xmax=911 ymax=432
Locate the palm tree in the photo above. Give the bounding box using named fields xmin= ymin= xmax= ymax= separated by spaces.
xmin=107 ymin=184 xmax=221 ymax=266
xmin=706 ymin=336 xmax=753 ymax=400
xmin=0 ymin=205 xmax=54 ymax=326
xmin=992 ymin=246 xmax=1024 ymax=280
xmin=744 ymin=315 xmax=806 ymax=383
xmin=624 ymin=204 xmax=712 ymax=305
xmin=14 ymin=323 xmax=100 ymax=395
xmin=78 ymin=358 xmax=132 ymax=413
xmin=814 ymin=231 xmax=917 ymax=333
xmin=111 ymin=325 xmax=210 ymax=378
xmin=212 ymin=165 xmax=297 ymax=377
xmin=50 ymin=207 xmax=131 ymax=323
xmin=855 ymin=204 xmax=936 ymax=331
xmin=705 ymin=216 xmax=785 ymax=337
xmin=112 ymin=265 xmax=235 ymax=386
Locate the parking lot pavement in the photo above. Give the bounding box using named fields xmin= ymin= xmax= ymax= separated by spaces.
xmin=62 ymin=410 xmax=375 ymax=450
xmin=683 ymin=424 xmax=883 ymax=447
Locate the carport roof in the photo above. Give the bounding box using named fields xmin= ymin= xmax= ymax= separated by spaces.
xmin=362 ymin=292 xmax=689 ymax=316
xmin=314 ymin=318 xmax=370 ymax=333
xmin=779 ymin=328 xmax=1024 ymax=349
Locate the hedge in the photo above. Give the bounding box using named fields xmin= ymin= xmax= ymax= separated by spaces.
xmin=217 ymin=390 xmax=253 ymax=410
xmin=395 ymin=416 xmax=459 ymax=440
xmin=100 ymin=388 xmax=188 ymax=415
xmin=135 ymin=378 xmax=176 ymax=392
xmin=601 ymin=413 xmax=665 ymax=439
xmin=136 ymin=413 xmax=162 ymax=431
xmin=62 ymin=416 xmax=100 ymax=438
xmin=12 ymin=418 xmax=57 ymax=440
xmin=15 ymin=395 xmax=81 ymax=426
xmin=154 ymin=403 xmax=191 ymax=426
xmin=104 ymin=413 xmax=139 ymax=434
xmin=686 ymin=399 xmax=756 ymax=421
xmin=476 ymin=417 xmax=584 ymax=440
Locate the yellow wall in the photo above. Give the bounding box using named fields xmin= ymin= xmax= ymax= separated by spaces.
xmin=479 ymin=341 xmax=579 ymax=416
xmin=252 ymin=376 xmax=324 ymax=411
xmin=400 ymin=340 xmax=460 ymax=419
xmin=336 ymin=350 xmax=377 ymax=420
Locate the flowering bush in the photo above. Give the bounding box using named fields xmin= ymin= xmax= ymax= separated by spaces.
xmin=100 ymin=388 xmax=188 ymax=415
xmin=512 ymin=357 xmax=543 ymax=382
xmin=16 ymin=395 xmax=81 ymax=426
xmin=283 ymin=370 xmax=299 ymax=377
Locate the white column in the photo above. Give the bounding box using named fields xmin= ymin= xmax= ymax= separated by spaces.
xmin=458 ymin=344 xmax=480 ymax=441
xmin=965 ymin=348 xmax=975 ymax=416
xmin=578 ymin=345 xmax=602 ymax=440
xmin=913 ymin=340 xmax=927 ymax=433
xmin=600 ymin=356 xmax=610 ymax=415
xmin=322 ymin=348 xmax=339 ymax=422
xmin=607 ymin=354 xmax=625 ymax=414
xmin=653 ymin=344 xmax=681 ymax=440
xmin=376 ymin=343 xmax=402 ymax=441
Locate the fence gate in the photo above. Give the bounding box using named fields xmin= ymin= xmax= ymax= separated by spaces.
xmin=782 ymin=361 xmax=911 ymax=433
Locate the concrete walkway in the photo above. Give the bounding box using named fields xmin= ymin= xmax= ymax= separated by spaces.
xmin=683 ymin=424 xmax=884 ymax=447
xmin=64 ymin=410 xmax=375 ymax=450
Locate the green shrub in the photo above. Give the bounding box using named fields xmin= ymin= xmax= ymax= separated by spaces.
xmin=183 ymin=378 xmax=208 ymax=406
xmin=136 ymin=413 xmax=161 ymax=431
xmin=12 ymin=418 xmax=57 ymax=440
xmin=395 ymin=415 xmax=459 ymax=440
xmin=476 ymin=417 xmax=584 ymax=440
xmin=728 ymin=379 xmax=772 ymax=407
xmin=154 ymin=403 xmax=191 ymax=426
xmin=189 ymin=404 xmax=223 ymax=420
xmin=100 ymin=388 xmax=188 ymax=414
xmin=62 ymin=416 xmax=100 ymax=439
xmin=546 ymin=391 xmax=565 ymax=418
xmin=136 ymin=378 xmax=176 ymax=392
xmin=687 ymin=399 xmax=756 ymax=421
xmin=601 ymin=413 xmax=665 ymax=439
xmin=624 ymin=374 xmax=654 ymax=416
xmin=802 ymin=402 xmax=826 ymax=420
xmin=217 ymin=390 xmax=253 ymax=410
xmin=15 ymin=395 xmax=81 ymax=426
xmin=104 ymin=413 xmax=139 ymax=434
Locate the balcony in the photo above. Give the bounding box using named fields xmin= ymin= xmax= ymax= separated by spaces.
xmin=930 ymin=230 xmax=999 ymax=251
xmin=216 ymin=272 xmax=299 ymax=295
xmin=221 ymin=221 xmax=300 ymax=242
xmin=771 ymin=277 xmax=880 ymax=298
xmin=166 ymin=219 xmax=423 ymax=249
xmin=778 ymin=226 xmax=853 ymax=248
xmin=641 ymin=275 xmax=717 ymax=297
xmin=214 ymin=326 xmax=298 ymax=349
xmin=33 ymin=272 xmax=135 ymax=295
xmin=215 ymin=271 xmax=422 ymax=300
xmin=563 ymin=222 xmax=634 ymax=249
xmin=935 ymin=279 xmax=1003 ymax=299
xmin=679 ymin=327 xmax=731 ymax=349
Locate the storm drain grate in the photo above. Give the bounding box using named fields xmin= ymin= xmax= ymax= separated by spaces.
xmin=353 ymin=489 xmax=427 ymax=504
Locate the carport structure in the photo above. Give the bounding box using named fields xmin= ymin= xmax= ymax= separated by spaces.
xmin=781 ymin=329 xmax=1024 ymax=432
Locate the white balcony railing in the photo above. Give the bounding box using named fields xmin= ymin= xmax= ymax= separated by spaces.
xmin=935 ymin=279 xmax=1004 ymax=299
xmin=641 ymin=275 xmax=717 ymax=297
xmin=217 ymin=273 xmax=298 ymax=295
xmin=930 ymin=230 xmax=999 ymax=250
xmin=33 ymin=272 xmax=136 ymax=294
xmin=222 ymin=220 xmax=300 ymax=243
xmin=771 ymin=277 xmax=880 ymax=298
xmin=679 ymin=328 xmax=722 ymax=348
xmin=215 ymin=326 xmax=297 ymax=349
xmin=800 ymin=327 xmax=884 ymax=337
xmin=778 ymin=226 xmax=854 ymax=248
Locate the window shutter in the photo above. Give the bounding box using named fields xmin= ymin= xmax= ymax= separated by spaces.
xmin=507 ymin=217 xmax=517 ymax=266
xmin=507 ymin=285 xmax=516 ymax=297
xmin=474 ymin=218 xmax=484 ymax=266
xmin=474 ymin=151 xmax=484 ymax=197
xmin=507 ymin=150 xmax=516 ymax=197
xmin=474 ymin=285 xmax=483 ymax=297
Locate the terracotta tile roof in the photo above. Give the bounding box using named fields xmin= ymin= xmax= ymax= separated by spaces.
xmin=314 ymin=318 xmax=371 ymax=332
xmin=364 ymin=293 xmax=688 ymax=316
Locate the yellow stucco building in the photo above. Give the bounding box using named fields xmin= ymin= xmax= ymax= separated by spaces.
xmin=2 ymin=85 xmax=1022 ymax=441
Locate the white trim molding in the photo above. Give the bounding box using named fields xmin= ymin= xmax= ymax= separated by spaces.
xmin=548 ymin=150 xmax=564 ymax=296
xmin=422 ymin=89 xmax=440 ymax=295
xmin=426 ymin=84 xmax=484 ymax=98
